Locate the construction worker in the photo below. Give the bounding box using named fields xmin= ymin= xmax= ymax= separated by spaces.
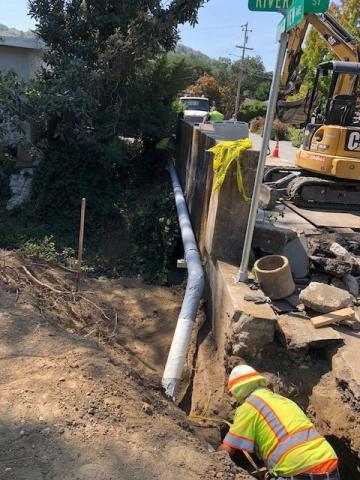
xmin=218 ymin=365 xmax=340 ymax=479
xmin=209 ymin=106 xmax=224 ymax=122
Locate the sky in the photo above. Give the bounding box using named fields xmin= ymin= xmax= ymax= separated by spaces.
xmin=3 ymin=0 xmax=289 ymax=71
xmin=179 ymin=0 xmax=285 ymax=70
xmin=0 ymin=0 xmax=35 ymax=31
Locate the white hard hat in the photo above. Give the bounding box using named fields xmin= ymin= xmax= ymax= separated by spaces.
xmin=228 ymin=364 xmax=268 ymax=403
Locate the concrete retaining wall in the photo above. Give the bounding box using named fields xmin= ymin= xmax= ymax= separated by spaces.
xmin=176 ymin=120 xmax=276 ymax=382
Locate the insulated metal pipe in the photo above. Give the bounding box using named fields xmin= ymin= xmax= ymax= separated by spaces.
xmin=162 ymin=161 xmax=205 ymax=400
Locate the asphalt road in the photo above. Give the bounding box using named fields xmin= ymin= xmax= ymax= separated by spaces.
xmin=249 ymin=132 xmax=298 ymax=167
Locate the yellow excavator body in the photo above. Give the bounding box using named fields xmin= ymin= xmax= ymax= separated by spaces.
xmin=296 ymin=125 xmax=360 ymax=179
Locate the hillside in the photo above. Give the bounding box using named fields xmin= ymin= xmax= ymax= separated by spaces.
xmin=0 ymin=23 xmax=35 ymax=38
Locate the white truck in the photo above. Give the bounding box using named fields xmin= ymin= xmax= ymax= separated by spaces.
xmin=180 ymin=96 xmax=210 ymax=124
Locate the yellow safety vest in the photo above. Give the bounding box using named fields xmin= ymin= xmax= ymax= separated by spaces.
xmin=210 ymin=110 xmax=224 ymax=122
xmin=223 ymin=388 xmax=338 ymax=476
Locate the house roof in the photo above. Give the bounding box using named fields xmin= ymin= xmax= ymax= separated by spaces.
xmin=0 ymin=36 xmax=45 ymax=51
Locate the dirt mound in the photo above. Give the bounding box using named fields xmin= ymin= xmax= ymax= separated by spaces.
xmin=0 ymin=250 xmax=253 ymax=479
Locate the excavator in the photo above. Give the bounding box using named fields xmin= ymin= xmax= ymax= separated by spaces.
xmin=263 ymin=11 xmax=360 ymax=210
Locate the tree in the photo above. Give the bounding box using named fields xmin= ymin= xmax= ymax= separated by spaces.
xmin=22 ymin=0 xmax=208 ymax=226
xmin=186 ymin=74 xmax=222 ymax=107
xmin=338 ymin=0 xmax=360 ymax=42
xmin=300 ymin=0 xmax=359 ymax=92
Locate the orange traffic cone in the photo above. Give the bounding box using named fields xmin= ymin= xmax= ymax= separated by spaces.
xmin=271 ymin=139 xmax=280 ymax=158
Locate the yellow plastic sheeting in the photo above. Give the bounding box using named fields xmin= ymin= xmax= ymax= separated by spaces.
xmin=207 ymin=138 xmax=252 ymax=202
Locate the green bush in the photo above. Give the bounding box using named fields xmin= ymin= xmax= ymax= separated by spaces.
xmin=237 ymin=103 xmax=267 ymax=123
xmin=287 ymin=127 xmax=304 ymax=147
xmin=23 ymin=235 xmax=78 ymax=264
xmin=250 ymin=116 xmax=265 ymax=134
xmin=132 ymin=187 xmax=180 ymax=284
xmin=270 ymin=119 xmax=289 ymax=141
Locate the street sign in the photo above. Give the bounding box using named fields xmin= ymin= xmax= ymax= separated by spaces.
xmin=303 ymin=0 xmax=330 ymax=13
xmin=276 ymin=15 xmax=287 ymax=41
xmin=286 ymin=0 xmax=305 ymax=30
xmin=249 ymin=0 xmax=329 ymax=13
xmin=249 ymin=0 xmax=294 ymax=12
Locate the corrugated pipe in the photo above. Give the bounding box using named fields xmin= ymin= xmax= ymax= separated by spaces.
xmin=162 ymin=160 xmax=205 ymax=400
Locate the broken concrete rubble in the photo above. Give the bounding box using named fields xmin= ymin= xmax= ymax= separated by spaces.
xmin=343 ymin=274 xmax=359 ymax=297
xmin=282 ymin=237 xmax=309 ymax=279
xmin=310 ymin=256 xmax=353 ymax=277
xmin=253 ymin=222 xmax=309 ymax=279
xmin=308 ymin=234 xmax=360 ymax=277
xmin=330 ymin=242 xmax=356 ymax=264
xmin=229 ymin=312 xmax=275 ymax=358
xmin=299 ymin=282 xmax=353 ymax=314
xmin=277 ymin=314 xmax=343 ymax=351
xmin=253 ymin=223 xmax=297 ymax=251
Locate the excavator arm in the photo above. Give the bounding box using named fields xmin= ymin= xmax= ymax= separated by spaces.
xmin=279 ymin=12 xmax=360 ymax=98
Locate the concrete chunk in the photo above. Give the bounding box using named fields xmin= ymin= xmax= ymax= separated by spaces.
xmin=231 ymin=312 xmax=276 ymax=358
xmin=277 ymin=314 xmax=343 ymax=351
xmin=253 ymin=222 xmax=297 ymax=253
xmin=253 ymin=223 xmax=309 ymax=279
xmin=299 ymin=282 xmax=353 ymax=314
xmin=310 ymin=256 xmax=353 ymax=277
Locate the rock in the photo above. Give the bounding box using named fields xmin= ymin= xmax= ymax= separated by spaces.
xmin=227 ymin=356 xmax=243 ymax=370
xmin=331 ymin=278 xmax=347 ymax=291
xmin=41 ymin=427 xmax=51 ymax=435
xmin=311 ymin=273 xmax=330 ymax=284
xmin=310 ymin=256 xmax=353 ymax=277
xmin=277 ymin=315 xmax=343 ymax=351
xmin=283 ymin=237 xmax=309 ymax=279
xmin=299 ymin=282 xmax=353 ymax=313
xmin=142 ymin=403 xmax=153 ymax=415
xmin=343 ymin=274 xmax=359 ymax=297
xmin=253 ymin=223 xmax=297 ymax=252
xmin=330 ymin=242 xmax=355 ymax=263
xmin=231 ymin=313 xmax=275 ymax=358
xmin=346 ymin=307 xmax=360 ymax=330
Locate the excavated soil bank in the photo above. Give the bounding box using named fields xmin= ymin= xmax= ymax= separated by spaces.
xmin=0 ymin=250 xmax=254 ymax=480
xmin=186 ymin=322 xmax=360 ymax=479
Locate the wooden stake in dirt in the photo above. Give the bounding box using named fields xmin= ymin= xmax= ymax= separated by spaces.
xmin=76 ymin=198 xmax=86 ymax=292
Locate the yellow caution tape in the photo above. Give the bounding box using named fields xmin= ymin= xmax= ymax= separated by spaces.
xmin=207 ymin=138 xmax=252 ymax=202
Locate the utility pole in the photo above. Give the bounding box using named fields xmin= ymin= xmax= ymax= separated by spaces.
xmin=235 ymin=22 xmax=253 ymax=114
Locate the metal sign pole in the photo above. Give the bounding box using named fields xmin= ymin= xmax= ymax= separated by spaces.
xmin=236 ymin=30 xmax=288 ymax=283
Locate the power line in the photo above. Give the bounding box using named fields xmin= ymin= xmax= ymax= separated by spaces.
xmin=235 ymin=22 xmax=253 ymax=113
xmin=181 ymin=25 xmax=246 ymax=31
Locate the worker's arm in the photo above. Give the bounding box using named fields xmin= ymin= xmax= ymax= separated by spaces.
xmin=218 ymin=403 xmax=256 ymax=455
xmin=217 ymin=442 xmax=236 ymax=455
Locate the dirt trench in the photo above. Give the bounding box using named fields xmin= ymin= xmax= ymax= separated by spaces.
xmin=184 ymin=320 xmax=360 ymax=479
xmin=0 ymin=250 xmax=255 ymax=480
xmin=1 ymin=249 xmax=359 ymax=479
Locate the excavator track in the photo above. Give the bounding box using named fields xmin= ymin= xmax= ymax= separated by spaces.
xmin=287 ymin=176 xmax=360 ymax=210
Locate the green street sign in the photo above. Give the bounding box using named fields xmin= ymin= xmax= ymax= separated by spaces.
xmin=276 ymin=15 xmax=287 ymax=41
xmin=286 ymin=0 xmax=305 ymax=30
xmin=303 ymin=0 xmax=330 ymax=13
xmin=249 ymin=0 xmax=329 ymax=12
xmin=249 ymin=0 xmax=294 ymax=12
